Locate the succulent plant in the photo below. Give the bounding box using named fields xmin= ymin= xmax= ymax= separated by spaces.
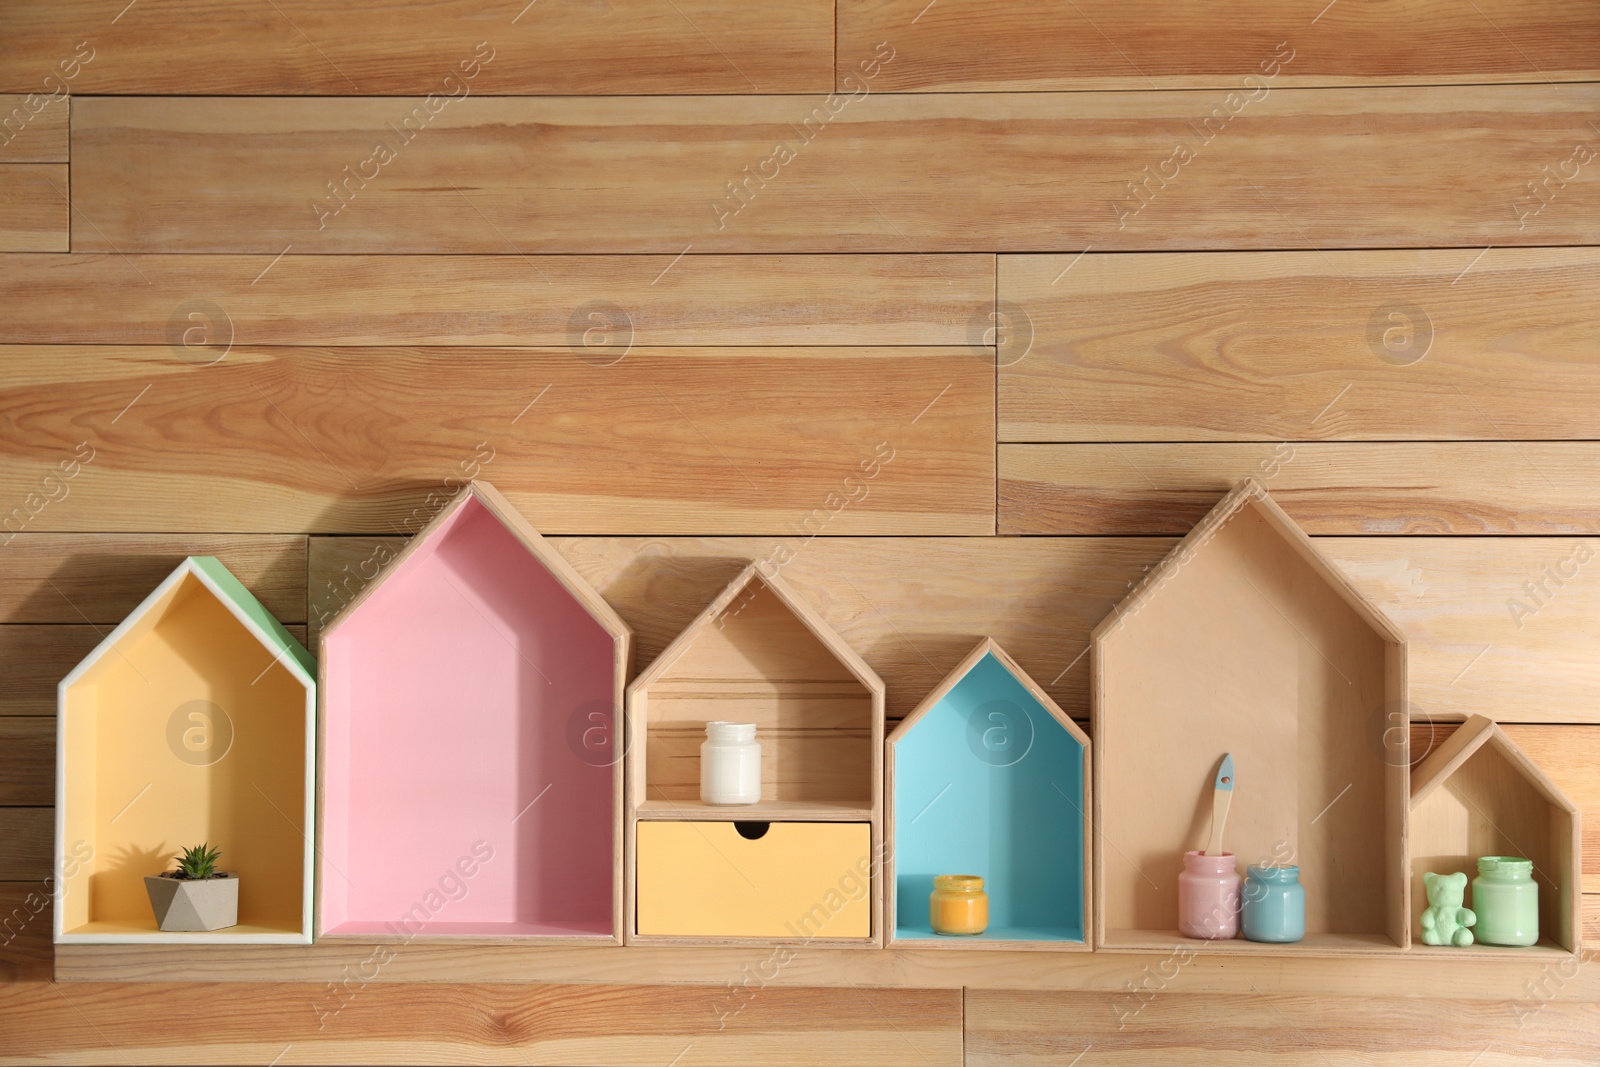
xmin=173 ymin=842 xmax=223 ymax=880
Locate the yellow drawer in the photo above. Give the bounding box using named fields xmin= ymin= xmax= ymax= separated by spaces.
xmin=637 ymin=821 xmax=872 ymax=939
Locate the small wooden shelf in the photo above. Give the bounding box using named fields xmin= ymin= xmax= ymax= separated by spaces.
xmin=1092 ymin=479 xmax=1411 ymax=955
xmin=886 ymin=638 xmax=1091 ymax=950
xmin=625 ymin=563 xmax=886 ymax=944
xmin=56 ymin=557 xmax=316 ymax=945
xmin=634 ymin=799 xmax=873 ymax=821
xmin=317 ymin=481 xmax=633 ymax=942
xmin=1408 ymin=714 xmax=1581 ymax=955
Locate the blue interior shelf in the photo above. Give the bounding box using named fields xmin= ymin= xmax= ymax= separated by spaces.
xmin=886 ymin=638 xmax=1092 ymax=950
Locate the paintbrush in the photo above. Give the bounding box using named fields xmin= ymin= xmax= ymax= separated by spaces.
xmin=1204 ymin=753 xmax=1234 ymax=856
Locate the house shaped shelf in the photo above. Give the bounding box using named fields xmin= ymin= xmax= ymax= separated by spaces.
xmin=626 ymin=563 xmax=885 ymax=944
xmin=1092 ymin=479 xmax=1410 ymax=955
xmin=318 ymin=481 xmax=632 ymax=941
xmin=1409 ymin=715 xmax=1581 ymax=956
xmin=56 ymin=557 xmax=316 ymax=944
xmin=887 ymin=638 xmax=1091 ymax=949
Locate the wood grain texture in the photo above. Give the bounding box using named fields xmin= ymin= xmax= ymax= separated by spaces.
xmin=0 ymin=719 xmax=52 ymax=806
xmin=839 ymin=0 xmax=1600 ymax=91
xmin=0 ymin=623 xmax=306 ymax=717
xmin=964 ymin=989 xmax=1600 ymax=1066
xmin=0 ymin=164 xmax=67 ymax=251
xmin=0 ymin=1 xmax=834 ymax=94
xmin=1305 ymin=539 xmax=1600 ymax=728
xmin=0 ymin=347 xmax=993 ymax=534
xmin=0 ymin=534 xmax=306 ymax=623
xmin=70 ymin=88 xmax=1600 ymax=254
xmin=0 ymin=982 xmax=963 ymax=1065
xmin=0 ymin=626 xmax=100 ymax=717
xmin=0 ymin=809 xmax=50 ymax=880
xmin=311 ymin=535 xmax=1600 ymax=726
xmin=0 ymin=95 xmax=68 ymax=162
xmin=999 ymin=443 xmax=1600 ymax=535
xmin=52 ymin=934 xmax=1600 ymax=992
xmin=0 ymin=254 xmax=993 ymax=346
xmin=0 ymin=882 xmax=53 ymax=981
xmin=999 ymin=249 xmax=1600 ymax=442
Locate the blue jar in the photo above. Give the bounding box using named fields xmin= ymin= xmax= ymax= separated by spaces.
xmin=1242 ymin=865 xmax=1305 ymax=943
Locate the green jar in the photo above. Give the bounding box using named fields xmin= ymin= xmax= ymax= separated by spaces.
xmin=1472 ymin=857 xmax=1538 ymax=947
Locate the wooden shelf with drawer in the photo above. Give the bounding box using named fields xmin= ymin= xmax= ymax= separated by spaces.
xmin=624 ymin=563 xmax=886 ymax=946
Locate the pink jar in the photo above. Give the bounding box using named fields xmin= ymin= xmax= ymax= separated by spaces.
xmin=1178 ymin=850 xmax=1241 ymax=939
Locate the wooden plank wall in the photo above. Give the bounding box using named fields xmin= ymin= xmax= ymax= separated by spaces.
xmin=3 ymin=0 xmax=1600 ymax=1062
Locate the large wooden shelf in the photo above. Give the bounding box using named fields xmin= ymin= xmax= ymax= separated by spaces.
xmin=317 ymin=481 xmax=633 ymax=943
xmin=1091 ymin=479 xmax=1411 ymax=955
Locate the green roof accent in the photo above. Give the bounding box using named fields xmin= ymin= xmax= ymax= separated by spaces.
xmin=189 ymin=555 xmax=316 ymax=681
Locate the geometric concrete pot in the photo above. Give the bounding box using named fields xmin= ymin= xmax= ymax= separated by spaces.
xmin=144 ymin=873 xmax=239 ymax=932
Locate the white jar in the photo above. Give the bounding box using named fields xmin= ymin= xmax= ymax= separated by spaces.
xmin=700 ymin=721 xmax=761 ymax=804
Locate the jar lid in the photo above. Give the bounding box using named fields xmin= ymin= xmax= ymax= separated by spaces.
xmin=705 ymin=721 xmax=757 ymax=741
xmin=933 ymin=874 xmax=984 ymax=891
xmin=1478 ymin=856 xmax=1533 ymax=875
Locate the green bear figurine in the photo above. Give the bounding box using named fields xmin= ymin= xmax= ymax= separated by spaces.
xmin=1421 ymin=871 xmax=1476 ymax=946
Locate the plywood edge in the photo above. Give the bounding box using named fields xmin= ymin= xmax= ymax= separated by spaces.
xmin=471 ymin=481 xmax=633 ymax=644
xmin=313 ymin=932 xmax=622 ymax=946
xmin=895 ymin=635 xmax=1086 ymax=748
xmin=1090 ymin=478 xmax=1262 ymax=644
xmin=73 ymin=938 xmax=1600 ymax=987
xmin=315 ymin=486 xmax=474 ymax=643
xmin=1242 ymin=487 xmax=1409 ymax=644
xmin=624 ymin=934 xmax=879 ymax=949
xmin=1090 ymin=638 xmax=1109 ymax=950
xmin=1483 ymin=725 xmax=1583 ymax=817
xmin=628 ymin=560 xmax=887 ymax=700
xmin=887 ymin=636 xmax=997 ymax=744
xmin=313 ymin=651 xmax=330 ymax=940
xmin=187 ymin=556 xmax=316 ymax=686
xmin=1410 ymin=714 xmax=1496 ymax=806
xmin=51 ymin=686 xmax=68 ymax=942
xmin=56 ymin=931 xmax=313 ymax=946
xmin=1389 ymin=643 xmax=1411 ymax=950
xmin=756 ymin=566 xmax=888 ymax=700
xmin=56 ymin=556 xmax=194 ymax=690
xmin=985 ymin=640 xmax=1090 ymax=750
xmin=884 ymin=936 xmax=1093 ymax=952
xmin=1091 ymin=478 xmax=1409 ymax=647
xmin=625 ymin=561 xmax=764 ymax=696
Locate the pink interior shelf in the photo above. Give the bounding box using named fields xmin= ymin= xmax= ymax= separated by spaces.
xmin=318 ymin=484 xmax=631 ymax=940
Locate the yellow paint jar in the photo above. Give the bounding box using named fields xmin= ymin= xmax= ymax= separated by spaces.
xmin=929 ymin=874 xmax=988 ymax=935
